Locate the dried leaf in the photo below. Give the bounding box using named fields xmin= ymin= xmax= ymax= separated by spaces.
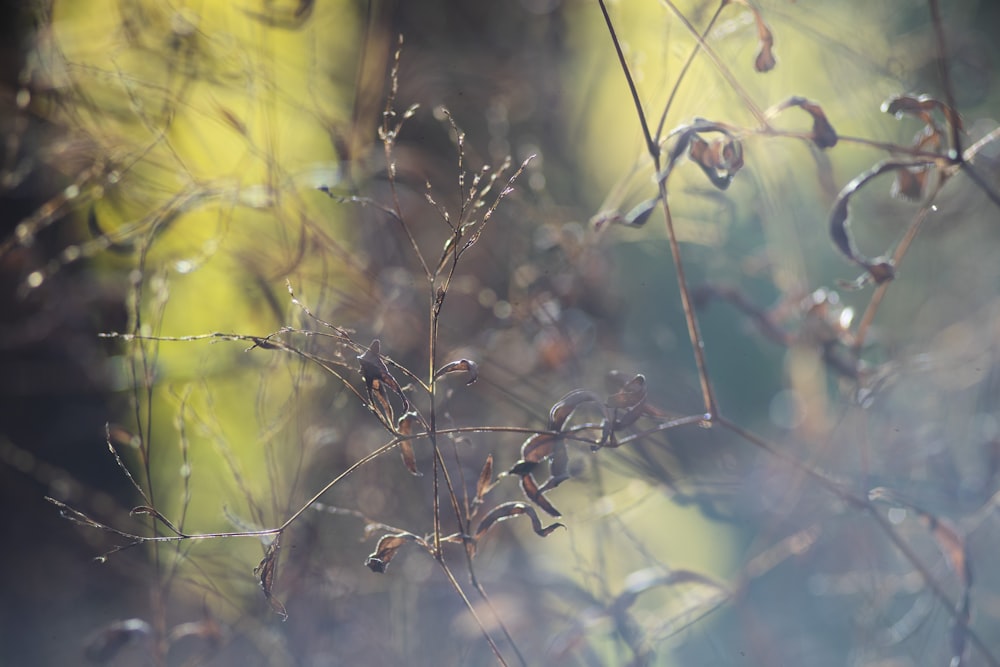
xmin=434 ymin=358 xmax=479 ymax=385
xmin=781 ymin=96 xmax=837 ymax=148
xmin=365 ymin=532 xmax=423 ymax=573
xmin=520 ymin=472 xmax=562 ymax=517
xmin=606 ymin=373 xmax=647 ymax=410
xmin=474 ymin=454 xmax=494 ymax=506
xmin=882 ymin=93 xmax=963 ymax=134
xmin=828 ymin=160 xmax=939 ymax=284
xmin=751 ymin=10 xmax=776 ymax=72
xmin=395 ymin=411 xmax=423 ymax=476
xmin=84 ymin=618 xmax=152 ymax=664
xmin=358 ymin=339 xmax=408 ymax=424
xmin=474 ymin=501 xmax=565 ymax=542
xmin=687 ymin=133 xmax=744 ymax=190
xmin=549 ymin=389 xmax=605 ymax=431
xmin=521 ymin=432 xmax=561 ymax=463
xmin=253 ymin=538 xmax=288 ymax=620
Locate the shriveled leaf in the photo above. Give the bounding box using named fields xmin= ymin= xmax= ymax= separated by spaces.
xmin=474 ymin=501 xmax=565 ymax=542
xmin=521 ymin=432 xmax=561 ymax=463
xmin=398 ymin=441 xmax=421 ymax=477
xmin=882 ymin=93 xmax=963 ymax=134
xmin=549 ymin=389 xmax=605 ymax=431
xmin=606 ymin=373 xmax=647 ymax=410
xmin=520 ymin=472 xmax=562 ymax=517
xmin=358 ymin=339 xmax=408 ymax=424
xmin=395 ymin=411 xmax=423 ymax=476
xmin=253 ymin=538 xmax=288 ymax=620
xmin=434 ymin=358 xmax=479 ymax=385
xmin=828 ymin=159 xmax=939 ymax=284
xmin=779 ymin=96 xmax=837 ymax=148
xmin=365 ymin=532 xmax=423 ymax=573
xmin=687 ymin=133 xmax=744 ymax=190
xmin=474 ymin=454 xmax=494 ymax=506
xmin=84 ymin=618 xmax=152 ymax=664
xmin=751 ymin=8 xmax=776 ymax=72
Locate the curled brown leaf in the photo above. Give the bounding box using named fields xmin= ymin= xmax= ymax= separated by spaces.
xmin=474 ymin=454 xmax=494 ymax=507
xmin=358 ymin=339 xmax=408 ymax=425
xmin=829 ymin=160 xmax=936 ymax=284
xmin=549 ymin=389 xmax=605 ymax=432
xmin=520 ymin=472 xmax=561 ymax=517
xmin=474 ymin=501 xmax=565 ymax=542
xmin=434 ymin=358 xmax=479 ymax=385
xmin=395 ymin=411 xmax=423 ymax=476
xmin=882 ymin=93 xmax=963 ymax=135
xmin=254 ymin=538 xmax=288 ymax=620
xmin=365 ymin=532 xmax=424 ymax=573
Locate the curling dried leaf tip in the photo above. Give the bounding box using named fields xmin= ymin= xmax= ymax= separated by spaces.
xmin=365 ymin=532 xmax=423 ymax=573
xmin=434 ymin=358 xmax=479 ymax=385
xmin=520 ymin=468 xmax=562 ymax=517
xmin=474 ymin=454 xmax=495 ymax=506
xmin=549 ymin=389 xmax=605 ymax=431
xmin=254 ymin=538 xmax=288 ymax=620
xmin=474 ymin=502 xmax=564 ymax=542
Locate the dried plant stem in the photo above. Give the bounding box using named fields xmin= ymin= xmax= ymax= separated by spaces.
xmin=853 ymin=204 xmax=932 ymax=350
xmin=598 ymin=0 xmax=719 ymax=417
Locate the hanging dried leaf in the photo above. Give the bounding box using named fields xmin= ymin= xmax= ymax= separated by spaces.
xmin=474 ymin=454 xmax=494 ymax=506
xmin=549 ymin=389 xmax=605 ymax=431
xmin=606 ymin=374 xmax=646 ymax=410
xmin=253 ymin=538 xmax=288 ymax=620
xmin=687 ymin=133 xmax=744 ymax=190
xmin=828 ymin=159 xmax=936 ymax=284
xmin=774 ymin=96 xmax=838 ymax=149
xmin=365 ymin=532 xmax=423 ymax=573
xmin=395 ymin=411 xmax=423 ymax=476
xmin=521 ymin=432 xmax=561 ymax=463
xmin=433 ymin=358 xmax=479 ymax=385
xmin=358 ymin=339 xmax=408 ymax=425
xmin=520 ymin=472 xmax=562 ymax=517
xmin=474 ymin=502 xmax=565 ymax=542
xmin=882 ymin=93 xmax=963 ymax=135
xmin=83 ymin=619 xmax=153 ymax=664
xmin=750 ymin=7 xmax=775 ymax=72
